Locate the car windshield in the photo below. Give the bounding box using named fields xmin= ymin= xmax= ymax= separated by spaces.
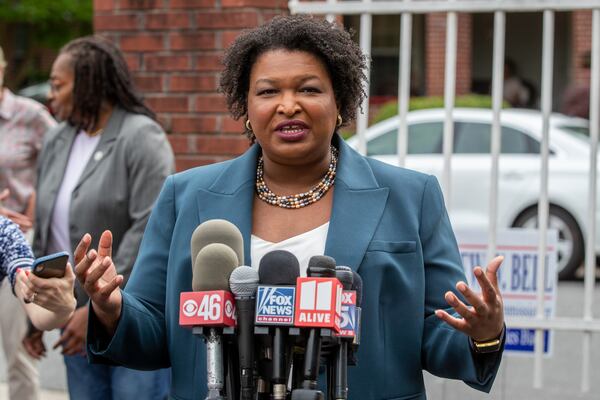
xmin=558 ymin=125 xmax=590 ymax=143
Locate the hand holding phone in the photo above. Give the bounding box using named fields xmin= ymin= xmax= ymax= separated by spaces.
xmin=32 ymin=251 xmax=69 ymax=279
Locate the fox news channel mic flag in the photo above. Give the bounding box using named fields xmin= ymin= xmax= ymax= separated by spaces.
xmin=456 ymin=228 xmax=558 ymax=355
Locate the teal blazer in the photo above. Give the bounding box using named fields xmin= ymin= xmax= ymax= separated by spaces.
xmin=88 ymin=136 xmax=502 ymax=400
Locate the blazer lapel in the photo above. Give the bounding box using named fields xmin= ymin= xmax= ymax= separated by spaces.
xmin=325 ymin=138 xmax=389 ymax=272
xmin=195 ymin=145 xmax=260 ymax=265
xmin=73 ymin=107 xmax=124 ymax=192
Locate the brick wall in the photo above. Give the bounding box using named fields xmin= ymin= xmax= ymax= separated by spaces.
xmin=93 ymin=0 xmax=287 ymax=171
xmin=572 ymin=10 xmax=592 ymax=87
xmin=425 ymin=13 xmax=472 ymax=96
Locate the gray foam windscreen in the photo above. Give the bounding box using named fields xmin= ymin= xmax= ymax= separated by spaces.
xmin=191 ymin=219 xmax=244 ymax=267
xmin=192 ymin=243 xmax=239 ymax=291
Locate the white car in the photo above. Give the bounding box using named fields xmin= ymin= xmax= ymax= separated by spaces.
xmin=348 ymin=108 xmax=593 ymax=279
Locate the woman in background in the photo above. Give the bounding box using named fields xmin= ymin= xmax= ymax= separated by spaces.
xmin=30 ymin=36 xmax=174 ymax=400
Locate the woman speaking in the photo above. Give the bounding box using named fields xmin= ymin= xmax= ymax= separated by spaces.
xmin=71 ymin=16 xmax=504 ymax=399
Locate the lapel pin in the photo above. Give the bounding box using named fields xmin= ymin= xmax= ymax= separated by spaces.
xmin=94 ymin=151 xmax=104 ymax=161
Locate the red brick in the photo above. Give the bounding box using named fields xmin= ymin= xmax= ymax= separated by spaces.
xmin=134 ymin=75 xmax=164 ymax=92
xmin=146 ymin=13 xmax=190 ymax=30
xmin=222 ymin=30 xmax=243 ymax=48
xmin=196 ymin=54 xmax=223 ymax=71
xmin=222 ymin=118 xmax=244 ymax=134
xmin=176 ymin=156 xmax=219 ymax=172
xmin=157 ymin=115 xmax=171 ymax=131
xmin=197 ymin=136 xmax=250 ymax=155
xmin=94 ymin=0 xmax=115 ymax=11
xmin=261 ymin=12 xmax=286 ymax=24
xmin=124 ymin=54 xmax=141 ymax=71
xmin=195 ymin=95 xmax=228 ymax=113
xmin=172 ymin=116 xmax=218 ymax=133
xmin=170 ymin=32 xmax=216 ymax=50
xmin=94 ymin=14 xmax=140 ymax=31
xmin=119 ymin=0 xmax=163 ymax=10
xmin=168 ymin=135 xmax=193 ymax=153
xmin=171 ymin=0 xmax=215 ymax=8
xmin=146 ymin=96 xmax=190 ymax=112
xmin=221 ymin=0 xmax=286 ymax=8
xmin=170 ymin=75 xmax=216 ymax=92
xmin=120 ymin=35 xmax=164 ymax=51
xmin=425 ymin=13 xmax=471 ymax=96
xmin=197 ymin=12 xmax=259 ymax=29
xmin=146 ymin=55 xmax=191 ymax=71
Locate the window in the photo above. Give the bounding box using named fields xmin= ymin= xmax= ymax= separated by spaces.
xmin=454 ymin=122 xmax=540 ymax=154
xmin=366 ymin=121 xmax=540 ymax=156
xmin=366 ymin=122 xmax=443 ymax=156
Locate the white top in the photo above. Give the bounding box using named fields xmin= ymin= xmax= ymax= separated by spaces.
xmin=48 ymin=131 xmax=101 ymax=261
xmin=251 ymin=222 xmax=329 ymax=277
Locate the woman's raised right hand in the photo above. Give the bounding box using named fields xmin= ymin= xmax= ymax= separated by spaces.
xmin=74 ymin=231 xmax=124 ymax=333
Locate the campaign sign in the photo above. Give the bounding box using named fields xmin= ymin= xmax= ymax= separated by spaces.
xmin=294 ymin=277 xmax=342 ymax=332
xmin=179 ymin=290 xmax=236 ymax=327
xmin=336 ymin=290 xmax=357 ymax=338
xmin=456 ymin=228 xmax=558 ymax=356
xmin=255 ymin=286 xmax=296 ymax=325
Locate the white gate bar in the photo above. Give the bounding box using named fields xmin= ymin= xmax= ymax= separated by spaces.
xmin=487 ymin=11 xmax=505 ymax=263
xmin=356 ymin=2 xmax=372 ymax=156
xmin=442 ymin=11 xmax=458 ymax=206
xmin=581 ymin=8 xmax=600 ymax=394
xmin=534 ymin=9 xmax=554 ymax=390
xmin=325 ymin=0 xmax=336 ymax=23
xmin=506 ymin=317 xmax=600 ymax=332
xmin=289 ymin=0 xmax=600 ymax=15
xmin=397 ymin=10 xmax=412 ymax=167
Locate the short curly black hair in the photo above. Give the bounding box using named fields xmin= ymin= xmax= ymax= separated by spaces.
xmin=219 ymin=15 xmax=369 ymax=138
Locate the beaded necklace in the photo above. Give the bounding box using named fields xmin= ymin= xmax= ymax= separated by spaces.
xmin=255 ymin=146 xmax=338 ymax=209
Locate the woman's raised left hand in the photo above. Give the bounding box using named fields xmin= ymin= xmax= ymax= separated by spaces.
xmin=435 ymin=256 xmax=505 ymax=341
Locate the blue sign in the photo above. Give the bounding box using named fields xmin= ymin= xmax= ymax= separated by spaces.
xmin=255 ymin=286 xmax=295 ymax=325
xmin=505 ymin=328 xmax=550 ymax=353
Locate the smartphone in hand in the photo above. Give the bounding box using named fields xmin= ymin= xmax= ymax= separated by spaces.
xmin=32 ymin=251 xmax=69 ymax=278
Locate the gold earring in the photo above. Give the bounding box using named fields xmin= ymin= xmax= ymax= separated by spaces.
xmin=245 ymin=120 xmax=252 ymax=131
xmin=336 ymin=114 xmax=343 ymax=127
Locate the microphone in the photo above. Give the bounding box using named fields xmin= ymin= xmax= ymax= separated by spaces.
xmin=292 ymin=256 xmax=342 ymax=400
xmin=349 ymin=270 xmax=363 ymax=351
xmin=332 ymin=266 xmax=354 ymax=400
xmin=257 ymin=250 xmax=301 ymax=400
xmin=179 ymin=242 xmax=239 ymax=400
xmin=191 ymin=219 xmax=245 ymax=268
xmin=229 ymin=266 xmax=259 ymax=400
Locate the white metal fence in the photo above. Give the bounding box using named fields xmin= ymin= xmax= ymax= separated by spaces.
xmin=289 ymin=0 xmax=600 ymax=392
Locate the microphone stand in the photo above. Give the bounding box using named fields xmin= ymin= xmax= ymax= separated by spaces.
xmin=205 ymin=328 xmax=225 ymax=400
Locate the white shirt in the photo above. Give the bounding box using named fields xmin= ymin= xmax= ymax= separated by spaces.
xmin=47 ymin=131 xmax=101 ymax=261
xmin=251 ymin=222 xmax=329 ymax=276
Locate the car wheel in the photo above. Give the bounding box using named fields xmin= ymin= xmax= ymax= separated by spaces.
xmin=512 ymin=206 xmax=584 ymax=280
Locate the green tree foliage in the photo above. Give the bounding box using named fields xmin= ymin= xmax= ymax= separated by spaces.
xmin=0 ymin=0 xmax=92 ymax=48
xmin=372 ymin=95 xmax=510 ymax=125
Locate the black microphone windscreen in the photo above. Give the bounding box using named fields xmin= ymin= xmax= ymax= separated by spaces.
xmin=351 ymin=271 xmax=363 ymax=306
xmin=192 ymin=243 xmax=239 ymax=291
xmin=335 ymin=265 xmax=354 ymax=290
xmin=191 ymin=219 xmax=244 ymax=267
xmin=229 ymin=266 xmax=259 ymax=298
xmin=258 ymin=250 xmax=300 ymax=285
xmin=307 ymin=255 xmax=336 ymax=277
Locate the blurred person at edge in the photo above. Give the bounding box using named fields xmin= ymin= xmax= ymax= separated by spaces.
xmin=0 ymin=45 xmax=56 ymax=400
xmin=71 ymin=16 xmax=504 ymax=400
xmin=23 ymin=36 xmax=174 ymax=400
xmin=562 ymin=51 xmax=593 ymax=120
